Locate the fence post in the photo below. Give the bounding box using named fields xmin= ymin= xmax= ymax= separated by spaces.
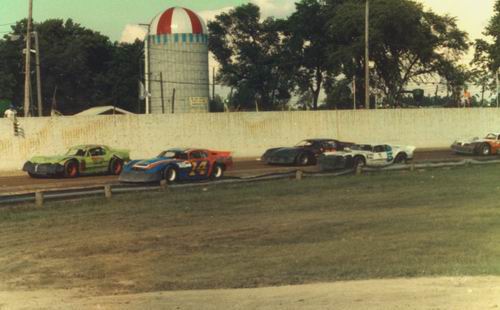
xmin=356 ymin=165 xmax=363 ymax=175
xmin=160 ymin=179 xmax=168 ymax=190
xmin=104 ymin=185 xmax=112 ymax=199
xmin=295 ymin=170 xmax=303 ymax=180
xmin=35 ymin=191 xmax=43 ymax=207
xmin=410 ymin=163 xmax=415 ymax=172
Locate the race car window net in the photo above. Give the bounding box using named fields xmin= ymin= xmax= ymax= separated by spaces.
xmin=373 ymin=145 xmax=385 ymax=153
xmin=89 ymin=148 xmax=105 ymax=156
xmin=190 ymin=151 xmax=208 ymax=159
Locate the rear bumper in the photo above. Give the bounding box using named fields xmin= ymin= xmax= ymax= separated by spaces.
xmin=119 ymin=169 xmax=162 ymax=183
xmin=23 ymin=162 xmax=64 ymax=176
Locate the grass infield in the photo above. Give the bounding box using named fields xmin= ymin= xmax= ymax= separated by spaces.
xmin=1 ymin=165 xmax=500 ymax=294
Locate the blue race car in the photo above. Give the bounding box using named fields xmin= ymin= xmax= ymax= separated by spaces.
xmin=119 ymin=148 xmax=233 ymax=183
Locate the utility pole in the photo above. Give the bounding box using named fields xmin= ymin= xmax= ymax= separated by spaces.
xmin=212 ymin=67 xmax=215 ymax=102
xmin=364 ymin=0 xmax=370 ymax=110
xmin=23 ymin=0 xmax=33 ymax=117
xmin=139 ymin=23 xmax=151 ymax=114
xmin=497 ymin=68 xmax=499 ymax=108
xmin=33 ymin=31 xmax=43 ymax=116
xmin=159 ymin=72 xmax=165 ymax=114
xmin=353 ymin=75 xmax=356 ymax=110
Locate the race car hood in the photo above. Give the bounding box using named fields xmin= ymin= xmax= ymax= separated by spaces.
xmin=131 ymin=157 xmax=178 ymax=170
xmin=28 ymin=155 xmax=69 ymax=164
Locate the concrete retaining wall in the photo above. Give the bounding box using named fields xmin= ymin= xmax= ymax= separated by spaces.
xmin=1 ymin=108 xmax=498 ymax=172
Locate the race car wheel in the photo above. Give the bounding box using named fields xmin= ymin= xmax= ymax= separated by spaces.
xmin=394 ymin=153 xmax=407 ymax=164
xmin=164 ymin=167 xmax=177 ymax=183
xmin=210 ymin=164 xmax=224 ymax=180
xmin=297 ymin=153 xmax=311 ymax=166
xmin=353 ymin=156 xmax=366 ymax=168
xmin=64 ymin=160 xmax=79 ymax=178
xmin=479 ymin=143 xmax=491 ymax=156
xmin=109 ymin=158 xmax=124 ymax=175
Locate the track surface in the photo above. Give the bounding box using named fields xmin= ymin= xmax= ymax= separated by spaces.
xmin=0 ymin=149 xmax=492 ymax=195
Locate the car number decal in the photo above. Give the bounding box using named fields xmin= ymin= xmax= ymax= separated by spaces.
xmin=387 ymin=151 xmax=393 ymax=162
xmin=189 ymin=160 xmax=208 ymax=176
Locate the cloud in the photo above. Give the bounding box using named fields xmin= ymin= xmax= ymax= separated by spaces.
xmin=120 ymin=24 xmax=147 ymax=43
xmin=198 ymin=6 xmax=234 ymax=22
xmin=250 ymin=0 xmax=295 ymax=18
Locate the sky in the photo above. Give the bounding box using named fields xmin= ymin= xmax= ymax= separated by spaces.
xmin=1 ymin=0 xmax=494 ymax=42
xmin=0 ymin=0 xmax=497 ymax=99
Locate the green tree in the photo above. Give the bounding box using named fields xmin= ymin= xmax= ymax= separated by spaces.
xmin=470 ymin=39 xmax=495 ymax=106
xmin=0 ymin=19 xmax=142 ymax=115
xmin=329 ymin=0 xmax=469 ymax=106
xmin=208 ymin=4 xmax=291 ymax=111
xmin=283 ymin=0 xmax=340 ymax=110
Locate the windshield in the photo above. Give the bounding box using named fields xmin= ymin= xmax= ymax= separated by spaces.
xmin=295 ymin=140 xmax=313 ymax=147
xmin=485 ymin=133 xmax=497 ymax=140
xmin=158 ymin=150 xmax=188 ymax=160
xmin=66 ymin=147 xmax=86 ymax=156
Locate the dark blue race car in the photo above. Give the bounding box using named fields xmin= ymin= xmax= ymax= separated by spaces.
xmin=119 ymin=148 xmax=233 ymax=183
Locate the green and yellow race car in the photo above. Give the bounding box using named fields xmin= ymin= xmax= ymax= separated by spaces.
xmin=23 ymin=144 xmax=130 ymax=178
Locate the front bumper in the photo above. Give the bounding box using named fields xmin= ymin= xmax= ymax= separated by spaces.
xmin=451 ymin=144 xmax=476 ymax=155
xmin=318 ymin=155 xmax=351 ymax=171
xmin=119 ymin=169 xmax=162 ymax=183
xmin=23 ymin=162 xmax=64 ymax=176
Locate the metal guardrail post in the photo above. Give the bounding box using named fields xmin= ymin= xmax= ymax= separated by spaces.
xmin=160 ymin=179 xmax=168 ymax=190
xmin=356 ymin=165 xmax=363 ymax=175
xmin=35 ymin=191 xmax=43 ymax=207
xmin=104 ymin=185 xmax=112 ymax=199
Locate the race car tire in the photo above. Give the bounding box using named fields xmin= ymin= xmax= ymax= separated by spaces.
xmin=109 ymin=158 xmax=124 ymax=175
xmin=164 ymin=167 xmax=177 ymax=183
xmin=210 ymin=164 xmax=224 ymax=180
xmin=478 ymin=143 xmax=491 ymax=156
xmin=64 ymin=160 xmax=79 ymax=178
xmin=296 ymin=153 xmax=312 ymax=166
xmin=353 ymin=156 xmax=366 ymax=168
xmin=394 ymin=153 xmax=407 ymax=164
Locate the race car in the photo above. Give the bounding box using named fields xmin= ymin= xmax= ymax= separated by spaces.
xmin=260 ymin=138 xmax=353 ymax=166
xmin=119 ymin=148 xmax=233 ymax=183
xmin=23 ymin=144 xmax=130 ymax=178
xmin=319 ymin=143 xmax=416 ymax=171
xmin=451 ymin=132 xmax=500 ymax=155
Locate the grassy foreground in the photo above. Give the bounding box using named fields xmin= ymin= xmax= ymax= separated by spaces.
xmin=2 ymin=165 xmax=500 ymax=295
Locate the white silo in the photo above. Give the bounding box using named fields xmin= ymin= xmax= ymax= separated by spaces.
xmin=146 ymin=7 xmax=209 ymax=114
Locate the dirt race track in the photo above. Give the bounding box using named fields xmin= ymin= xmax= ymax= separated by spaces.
xmin=1 ymin=276 xmax=500 ymax=309
xmin=0 ymin=149 xmax=492 ymax=195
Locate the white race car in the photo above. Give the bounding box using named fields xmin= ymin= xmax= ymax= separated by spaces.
xmin=319 ymin=143 xmax=416 ymax=170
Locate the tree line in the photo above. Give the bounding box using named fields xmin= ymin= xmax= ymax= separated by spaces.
xmin=0 ymin=19 xmax=143 ymax=115
xmin=0 ymin=0 xmax=499 ymax=114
